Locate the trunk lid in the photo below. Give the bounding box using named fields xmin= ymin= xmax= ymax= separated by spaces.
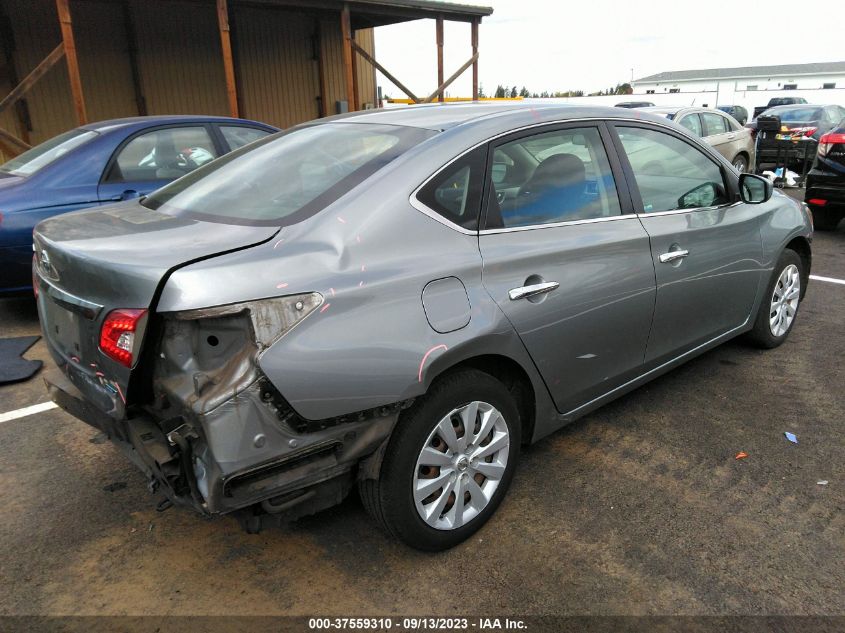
xmin=34 ymin=201 xmax=279 ymax=419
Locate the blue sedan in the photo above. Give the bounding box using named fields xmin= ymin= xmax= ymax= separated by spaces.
xmin=0 ymin=115 xmax=278 ymax=293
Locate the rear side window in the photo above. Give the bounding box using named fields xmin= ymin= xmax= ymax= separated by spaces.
xmin=106 ymin=126 xmax=218 ymax=183
xmin=416 ymin=146 xmax=486 ymax=230
xmin=220 ymin=125 xmax=272 ymax=150
xmin=485 ymin=126 xmax=621 ymax=229
xmin=1 ymin=129 xmax=97 ymax=176
xmin=617 ymin=126 xmax=728 ymax=213
xmin=701 ymin=112 xmax=728 ymax=135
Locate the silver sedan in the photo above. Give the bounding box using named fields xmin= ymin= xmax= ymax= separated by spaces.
xmin=636 ymin=106 xmax=756 ymax=172
xmin=34 ymin=104 xmax=811 ymax=550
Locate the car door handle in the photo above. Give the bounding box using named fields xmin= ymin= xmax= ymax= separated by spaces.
xmin=659 ymin=249 xmax=690 ymax=263
xmin=508 ymin=281 xmax=559 ymax=301
xmin=727 ymin=133 xmax=736 ymax=139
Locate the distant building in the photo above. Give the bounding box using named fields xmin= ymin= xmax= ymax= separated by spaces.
xmin=632 ymin=62 xmax=845 ymax=96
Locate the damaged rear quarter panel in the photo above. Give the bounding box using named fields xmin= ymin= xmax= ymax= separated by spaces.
xmin=154 ymin=157 xmax=543 ymax=422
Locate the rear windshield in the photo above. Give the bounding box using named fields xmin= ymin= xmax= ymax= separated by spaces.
xmin=763 ymin=107 xmax=822 ymax=122
xmin=0 ymin=128 xmax=98 ymax=176
xmin=143 ymin=122 xmax=434 ymax=226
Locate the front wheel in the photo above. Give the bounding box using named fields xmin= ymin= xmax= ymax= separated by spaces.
xmin=746 ymin=249 xmax=804 ymax=349
xmin=732 ymin=154 xmax=749 ymax=173
xmin=359 ymin=369 xmax=521 ymax=551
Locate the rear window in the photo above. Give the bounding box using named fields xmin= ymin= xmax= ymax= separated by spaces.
xmin=143 ymin=123 xmax=433 ymax=226
xmin=763 ymin=107 xmax=822 ymax=122
xmin=0 ymin=128 xmax=98 ymax=176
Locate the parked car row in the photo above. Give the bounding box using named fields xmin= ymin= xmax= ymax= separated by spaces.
xmin=0 ymin=116 xmax=277 ymax=293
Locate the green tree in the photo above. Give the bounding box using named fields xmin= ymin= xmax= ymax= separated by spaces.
xmin=519 ymin=86 xmax=529 ymax=98
xmin=510 ymin=86 xmax=518 ymax=98
xmin=494 ymin=84 xmax=506 ymax=98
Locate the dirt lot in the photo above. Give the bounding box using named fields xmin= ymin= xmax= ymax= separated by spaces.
xmin=0 ymin=192 xmax=843 ymax=621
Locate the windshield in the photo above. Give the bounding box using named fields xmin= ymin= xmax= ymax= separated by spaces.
xmin=763 ymin=107 xmax=822 ymax=122
xmin=0 ymin=129 xmax=98 ymax=176
xmin=143 ymin=122 xmax=433 ymax=226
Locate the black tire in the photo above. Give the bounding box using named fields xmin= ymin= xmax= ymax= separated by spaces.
xmin=811 ymin=207 xmax=842 ymax=231
xmin=732 ymin=154 xmax=748 ymax=173
xmin=359 ymin=369 xmax=521 ymax=551
xmin=746 ymin=249 xmax=804 ymax=349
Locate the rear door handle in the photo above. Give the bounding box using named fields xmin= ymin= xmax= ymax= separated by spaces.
xmin=659 ymin=249 xmax=690 ymax=263
xmin=508 ymin=281 xmax=559 ymax=301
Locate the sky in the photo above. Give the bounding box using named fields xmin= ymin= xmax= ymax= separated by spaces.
xmin=372 ymin=0 xmax=844 ymax=99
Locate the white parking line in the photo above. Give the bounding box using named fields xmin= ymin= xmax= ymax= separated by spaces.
xmin=810 ymin=274 xmax=845 ymax=286
xmin=0 ymin=401 xmax=58 ymax=424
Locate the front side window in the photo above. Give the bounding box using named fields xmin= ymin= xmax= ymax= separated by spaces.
xmin=106 ymin=126 xmax=218 ymax=183
xmin=485 ymin=127 xmax=621 ymax=229
xmin=220 ymin=125 xmax=272 ymax=150
xmin=416 ymin=146 xmax=485 ymax=230
xmin=144 ymin=122 xmax=433 ymax=226
xmin=617 ymin=126 xmax=728 ymax=213
xmin=678 ymin=114 xmax=703 ymax=137
xmin=1 ymin=129 xmax=98 ymax=176
xmin=701 ymin=112 xmax=728 ymax=136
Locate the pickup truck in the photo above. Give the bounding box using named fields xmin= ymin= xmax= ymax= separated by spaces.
xmin=752 ymin=97 xmax=808 ymax=120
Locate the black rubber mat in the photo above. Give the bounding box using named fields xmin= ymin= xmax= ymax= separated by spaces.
xmin=0 ymin=336 xmax=42 ymax=385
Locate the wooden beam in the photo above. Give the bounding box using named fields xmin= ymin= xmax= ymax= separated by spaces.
xmin=351 ymin=41 xmax=419 ymax=104
xmin=0 ymin=125 xmax=31 ymax=154
xmin=55 ymin=0 xmax=86 ymax=125
xmin=0 ymin=43 xmax=64 ymax=117
xmin=435 ymin=15 xmax=444 ymax=102
xmin=350 ymin=30 xmax=360 ymax=110
xmin=423 ymin=52 xmax=478 ymax=103
xmin=315 ymin=19 xmax=328 ymax=117
xmin=340 ymin=3 xmax=356 ymax=111
xmin=121 ymin=1 xmax=146 ymax=116
xmin=216 ymin=0 xmax=239 ymax=118
xmin=471 ymin=18 xmax=478 ymax=100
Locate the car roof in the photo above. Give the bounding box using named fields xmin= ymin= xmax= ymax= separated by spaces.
xmin=762 ymin=104 xmax=824 ymax=113
xmin=81 ymin=115 xmax=276 ymax=133
xmin=320 ymin=102 xmax=676 ymax=132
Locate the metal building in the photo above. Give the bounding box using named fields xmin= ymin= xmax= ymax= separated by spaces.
xmin=0 ymin=0 xmax=493 ymax=159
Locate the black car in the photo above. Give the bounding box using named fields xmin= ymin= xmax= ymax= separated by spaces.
xmin=718 ymin=104 xmax=748 ymax=125
xmin=805 ymin=119 xmax=845 ymax=231
xmin=748 ymin=104 xmax=845 ymax=170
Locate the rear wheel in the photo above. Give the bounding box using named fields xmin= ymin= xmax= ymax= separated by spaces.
xmin=359 ymin=369 xmax=521 ymax=551
xmin=811 ymin=206 xmax=843 ymax=231
xmin=746 ymin=249 xmax=803 ymax=349
xmin=732 ymin=154 xmax=749 ymax=173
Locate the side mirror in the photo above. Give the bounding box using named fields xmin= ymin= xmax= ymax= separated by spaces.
xmin=739 ymin=173 xmax=773 ymax=204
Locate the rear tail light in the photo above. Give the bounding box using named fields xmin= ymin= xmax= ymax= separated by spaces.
xmin=807 ymin=198 xmax=827 ymax=206
xmin=100 ymin=309 xmax=148 ymax=367
xmin=818 ymin=132 xmax=845 ymax=157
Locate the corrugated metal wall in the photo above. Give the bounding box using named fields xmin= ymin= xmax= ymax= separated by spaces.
xmin=234 ymin=6 xmax=320 ymax=128
xmin=131 ymin=0 xmax=229 ymax=117
xmin=0 ymin=0 xmax=378 ymax=158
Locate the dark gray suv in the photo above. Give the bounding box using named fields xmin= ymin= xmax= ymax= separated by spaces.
xmin=34 ymin=104 xmax=813 ymax=550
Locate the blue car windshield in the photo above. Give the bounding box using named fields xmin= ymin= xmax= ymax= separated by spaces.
xmin=143 ymin=122 xmax=435 ymax=226
xmin=0 ymin=129 xmax=98 ymax=176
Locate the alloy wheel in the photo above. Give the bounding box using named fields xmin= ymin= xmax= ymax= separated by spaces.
xmin=769 ymin=264 xmax=800 ymax=337
xmin=413 ymin=401 xmax=510 ymax=530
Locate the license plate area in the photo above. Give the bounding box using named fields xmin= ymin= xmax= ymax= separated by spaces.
xmin=43 ymin=297 xmax=85 ymax=360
